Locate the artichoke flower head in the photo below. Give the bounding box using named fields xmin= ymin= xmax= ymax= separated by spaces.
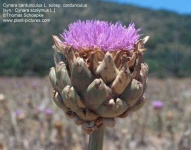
xmin=50 ymin=20 xmax=149 ymax=134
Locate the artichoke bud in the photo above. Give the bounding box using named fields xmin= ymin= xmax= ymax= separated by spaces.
xmin=95 ymin=98 xmax=128 ymax=118
xmin=56 ymin=62 xmax=71 ymax=91
xmin=53 ymin=90 xmax=68 ymax=112
xmin=71 ymin=58 xmax=94 ymax=94
xmin=83 ymin=78 xmax=111 ymax=110
xmin=61 ymin=85 xmax=80 ymax=112
xmin=49 ymin=67 xmax=57 ymax=89
xmin=111 ymin=66 xmax=132 ymax=96
xmin=96 ymin=52 xmax=119 ymax=84
xmin=50 ymin=35 xmax=149 ymax=133
xmin=120 ymin=79 xmax=143 ymax=107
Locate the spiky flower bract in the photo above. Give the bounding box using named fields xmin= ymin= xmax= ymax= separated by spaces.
xmin=61 ymin=20 xmax=141 ymax=51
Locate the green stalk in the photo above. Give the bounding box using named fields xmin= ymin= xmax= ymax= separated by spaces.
xmin=88 ymin=125 xmax=105 ymax=150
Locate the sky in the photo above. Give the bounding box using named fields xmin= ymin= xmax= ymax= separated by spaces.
xmin=104 ymin=0 xmax=191 ymax=15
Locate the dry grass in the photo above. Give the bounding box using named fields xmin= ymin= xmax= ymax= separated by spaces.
xmin=0 ymin=77 xmax=191 ymax=150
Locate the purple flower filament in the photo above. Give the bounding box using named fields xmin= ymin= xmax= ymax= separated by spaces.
xmin=45 ymin=108 xmax=53 ymax=115
xmin=152 ymin=100 xmax=163 ymax=110
xmin=61 ymin=20 xmax=141 ymax=51
xmin=15 ymin=110 xmax=22 ymax=117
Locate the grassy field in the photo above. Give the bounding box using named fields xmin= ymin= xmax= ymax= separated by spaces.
xmin=0 ymin=77 xmax=191 ymax=150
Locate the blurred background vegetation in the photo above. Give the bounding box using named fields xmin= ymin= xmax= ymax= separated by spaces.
xmin=0 ymin=0 xmax=191 ymax=78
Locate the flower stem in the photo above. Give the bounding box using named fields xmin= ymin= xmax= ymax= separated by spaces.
xmin=88 ymin=125 xmax=105 ymax=150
